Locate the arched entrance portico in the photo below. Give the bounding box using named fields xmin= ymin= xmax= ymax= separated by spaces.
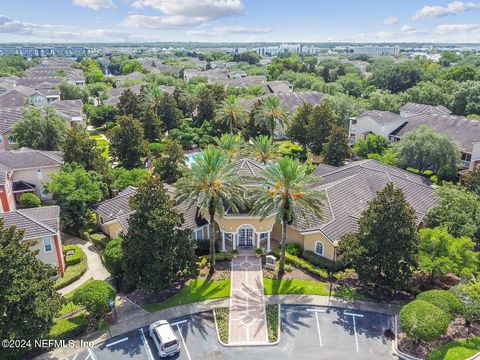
xmin=237 ymin=225 xmax=254 ymax=247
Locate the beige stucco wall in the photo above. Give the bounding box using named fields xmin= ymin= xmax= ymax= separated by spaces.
xmin=27 ymin=235 xmax=60 ymax=268
xmin=215 ymin=214 xmax=276 ymax=234
xmin=12 ymin=166 xmax=60 ymax=200
xmin=271 ymin=223 xmax=337 ymax=260
xmin=97 ymin=215 xmax=124 ymax=239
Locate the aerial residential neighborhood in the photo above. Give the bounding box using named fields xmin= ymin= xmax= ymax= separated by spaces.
xmin=1 ymin=1 xmax=480 ymax=360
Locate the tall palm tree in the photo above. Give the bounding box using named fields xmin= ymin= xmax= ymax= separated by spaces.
xmin=215 ymin=95 xmax=246 ymax=134
xmin=175 ymin=146 xmax=246 ymax=273
xmin=249 ymin=135 xmax=280 ymax=164
xmin=254 ymin=96 xmax=289 ymax=139
xmin=214 ymin=133 xmax=246 ymax=160
xmin=251 ymin=157 xmax=325 ymax=273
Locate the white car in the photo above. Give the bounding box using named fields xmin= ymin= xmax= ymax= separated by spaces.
xmin=149 ymin=320 xmax=180 ymax=357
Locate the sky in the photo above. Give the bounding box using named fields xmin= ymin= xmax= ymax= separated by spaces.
xmin=2 ymin=0 xmax=480 ymax=43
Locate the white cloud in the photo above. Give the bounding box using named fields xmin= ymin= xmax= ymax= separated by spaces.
xmin=73 ymin=0 xmax=116 ymax=10
xmin=412 ymin=1 xmax=480 ymax=20
xmin=123 ymin=0 xmax=244 ymax=28
xmin=434 ymin=23 xmax=480 ymax=33
xmin=383 ymin=16 xmax=399 ymax=25
xmin=0 ymin=15 xmax=33 ymax=35
xmin=401 ymin=24 xmax=415 ymax=32
xmin=188 ymin=25 xmax=272 ymax=37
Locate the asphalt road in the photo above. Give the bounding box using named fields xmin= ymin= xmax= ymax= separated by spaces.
xmin=68 ymin=305 xmax=395 ymax=360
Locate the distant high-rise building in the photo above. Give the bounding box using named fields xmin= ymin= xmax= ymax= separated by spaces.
xmin=353 ymin=46 xmax=400 ymax=57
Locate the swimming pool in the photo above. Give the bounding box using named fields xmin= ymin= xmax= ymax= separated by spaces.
xmin=185 ymin=152 xmax=201 ymax=166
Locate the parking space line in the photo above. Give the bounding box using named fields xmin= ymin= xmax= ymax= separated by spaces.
xmin=176 ymin=323 xmax=192 ymax=360
xmin=344 ymin=313 xmax=361 ymax=353
xmin=71 ymin=354 xmax=78 ymax=360
xmin=314 ymin=312 xmax=323 ymax=348
xmin=307 ymin=308 xmax=327 ymax=313
xmin=344 ymin=312 xmax=364 ymax=318
xmin=106 ymin=337 xmax=129 ymax=348
xmin=87 ymin=348 xmax=97 ymax=360
xmin=139 ymin=328 xmax=154 ymax=360
xmin=171 ymin=319 xmax=187 ymax=327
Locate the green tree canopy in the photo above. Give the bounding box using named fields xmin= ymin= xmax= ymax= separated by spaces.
xmin=323 ymin=124 xmax=350 ymax=166
xmin=426 ymin=183 xmax=480 ymax=240
xmin=123 ymin=177 xmax=196 ymax=293
xmin=12 ymin=107 xmax=67 ymax=150
xmin=45 ymin=164 xmax=106 ymax=233
xmin=72 ymin=280 xmax=115 ymax=318
xmin=339 ymin=183 xmax=418 ymax=291
xmin=62 ymin=126 xmax=110 ymax=175
xmin=109 ymin=116 xmax=149 ymax=169
xmin=0 ymin=220 xmax=63 ymax=359
xmin=418 ymin=227 xmax=478 ymax=280
xmin=395 ymin=126 xmax=460 ymax=180
xmin=117 ymin=89 xmax=142 ymax=118
xmin=254 ymin=96 xmax=289 ymax=139
xmin=353 ymin=134 xmax=390 ymax=158
xmin=112 ymin=167 xmax=151 ymax=191
xmin=153 ymin=139 xmax=186 ymax=184
xmin=215 ymin=95 xmax=246 ymax=134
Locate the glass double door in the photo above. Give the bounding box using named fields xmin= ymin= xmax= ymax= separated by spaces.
xmin=238 ymin=227 xmax=254 ymax=247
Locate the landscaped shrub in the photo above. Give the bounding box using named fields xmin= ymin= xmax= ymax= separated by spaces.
xmin=195 ymin=239 xmax=212 ymax=256
xmin=417 ymin=290 xmax=464 ymax=319
xmin=214 ymin=252 xmax=233 ymax=262
xmin=104 ymin=237 xmax=123 ymax=275
xmin=427 ymin=337 xmax=480 ymax=360
xmin=285 ymin=243 xmax=303 ymax=257
xmin=89 ymin=233 xmax=109 ymax=250
xmin=54 ymin=253 xmax=88 ymax=290
xmin=49 ymin=313 xmax=88 ymax=340
xmin=400 ymin=300 xmax=450 ymax=342
xmin=273 ymin=248 xmax=328 ymax=278
xmin=19 ymin=193 xmax=41 ymax=208
xmin=148 ymin=142 xmax=164 ymax=156
xmin=406 ymin=167 xmax=420 ymax=174
xmin=72 ymin=280 xmax=115 ymax=318
xmin=63 ymin=245 xmax=84 ymax=266
xmin=303 ymin=250 xmax=345 ymax=271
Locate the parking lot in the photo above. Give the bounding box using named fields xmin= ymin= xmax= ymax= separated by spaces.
xmin=68 ymin=305 xmax=395 ymax=360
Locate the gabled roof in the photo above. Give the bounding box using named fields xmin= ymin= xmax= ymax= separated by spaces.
xmin=0 ymin=107 xmax=24 ymax=134
xmin=0 ymin=148 xmax=63 ymax=170
xmin=400 ymin=102 xmax=451 ymax=116
xmin=266 ymin=80 xmax=293 ymax=93
xmin=359 ymin=110 xmax=405 ymax=125
xmin=234 ymin=158 xmax=266 ymax=180
xmin=50 ymin=99 xmax=85 ymax=120
xmin=0 ymin=206 xmax=60 ymax=240
xmin=390 ymin=113 xmax=480 ymax=153
xmin=0 ymin=88 xmax=29 ymax=107
xmin=294 ymin=159 xmax=435 ymax=242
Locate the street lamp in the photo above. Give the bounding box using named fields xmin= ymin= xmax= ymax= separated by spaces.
xmin=328 ymin=243 xmax=337 ymax=301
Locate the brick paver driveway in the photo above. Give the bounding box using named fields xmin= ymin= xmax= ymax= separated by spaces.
xmin=229 ymin=255 xmax=268 ymax=345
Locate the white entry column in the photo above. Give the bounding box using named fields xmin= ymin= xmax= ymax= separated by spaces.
xmin=267 ymin=232 xmax=271 ymax=253
xmin=256 ymin=232 xmax=260 ymax=248
xmin=233 ymin=233 xmax=237 ymax=250
xmin=221 ymin=231 xmax=226 ymax=252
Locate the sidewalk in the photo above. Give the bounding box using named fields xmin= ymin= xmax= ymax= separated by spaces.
xmin=58 ymin=234 xmax=111 ymax=295
xmin=37 ymin=294 xmax=402 ymax=359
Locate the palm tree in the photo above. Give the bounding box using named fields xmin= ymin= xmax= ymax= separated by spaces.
xmin=251 ymin=157 xmax=325 ymax=273
xmin=254 ymin=96 xmax=289 ymax=139
xmin=215 ymin=95 xmax=246 ymax=134
xmin=249 ymin=135 xmax=279 ymax=164
xmin=175 ymin=146 xmax=246 ymax=273
xmin=214 ymin=133 xmax=246 ymax=159
xmin=142 ymin=85 xmax=163 ymax=117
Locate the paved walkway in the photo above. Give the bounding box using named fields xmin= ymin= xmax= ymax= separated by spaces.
xmin=58 ymin=234 xmax=111 ymax=295
xmin=229 ymin=255 xmax=268 ymax=345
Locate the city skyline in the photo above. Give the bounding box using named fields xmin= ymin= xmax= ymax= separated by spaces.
xmin=1 ymin=0 xmax=480 ymax=43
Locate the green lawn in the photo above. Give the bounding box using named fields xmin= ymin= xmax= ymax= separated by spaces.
xmin=428 ymin=338 xmax=480 ymax=360
xmin=143 ymin=280 xmax=231 ymax=313
xmin=89 ymin=135 xmax=109 ymax=158
xmin=264 ymin=278 xmax=330 ymax=296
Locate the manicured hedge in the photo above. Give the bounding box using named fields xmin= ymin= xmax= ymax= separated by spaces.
xmin=54 ymin=254 xmax=88 ymax=290
xmin=63 ymin=245 xmax=84 ymax=266
xmin=400 ymin=300 xmax=450 ymax=342
xmin=303 ymin=250 xmax=345 ymax=271
xmin=104 ymin=237 xmax=123 ymax=275
xmin=19 ymin=193 xmax=41 ymax=208
xmin=272 ymin=249 xmax=328 ymax=278
xmin=417 ymin=290 xmax=464 ymax=319
xmin=50 ymin=313 xmax=88 ymax=340
xmin=72 ymin=280 xmax=116 ymax=317
xmin=89 ymin=233 xmax=109 ymax=250
xmin=199 ymin=252 xmax=233 ymax=263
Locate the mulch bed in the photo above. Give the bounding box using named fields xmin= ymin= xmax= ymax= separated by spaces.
xmin=398 ymin=318 xmax=480 ymax=359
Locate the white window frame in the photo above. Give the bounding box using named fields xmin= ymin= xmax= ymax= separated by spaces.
xmin=43 ymin=237 xmax=53 ymax=253
xmin=194 ymin=228 xmax=203 ymax=241
xmin=314 ymin=241 xmax=324 ymax=256
xmin=260 ymin=232 xmax=268 ymax=241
